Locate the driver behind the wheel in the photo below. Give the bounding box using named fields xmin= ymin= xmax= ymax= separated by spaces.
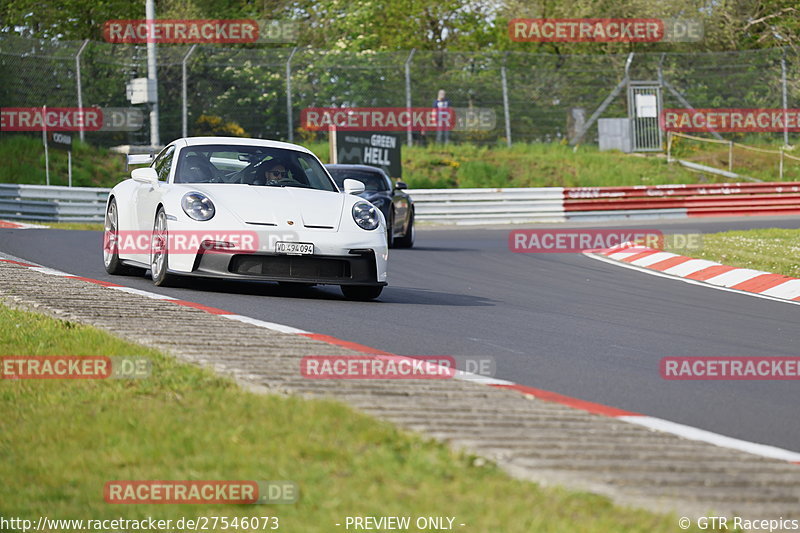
xmin=264 ymin=161 xmax=288 ymax=183
xmin=250 ymin=158 xmax=294 ymax=186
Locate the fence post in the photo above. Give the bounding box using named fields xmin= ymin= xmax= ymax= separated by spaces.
xmin=501 ymin=64 xmax=512 ymax=147
xmin=75 ymin=39 xmax=89 ymax=143
xmin=666 ymin=131 xmax=672 ymax=163
xmin=145 ymin=0 xmax=160 ymax=147
xmin=43 ymin=106 xmax=50 ymax=186
xmin=728 ymin=141 xmax=734 ymax=172
xmin=404 ymin=48 xmax=416 ymax=147
xmin=781 ymin=49 xmax=788 ymax=147
xmin=181 ymin=44 xmax=197 ymax=139
xmin=286 ymin=47 xmax=298 ymax=142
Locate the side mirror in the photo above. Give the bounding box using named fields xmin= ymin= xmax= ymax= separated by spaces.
xmin=131 ymin=167 xmax=159 ymax=184
xmin=395 ymin=180 xmax=408 ymax=190
xmin=343 ymin=178 xmax=365 ymax=195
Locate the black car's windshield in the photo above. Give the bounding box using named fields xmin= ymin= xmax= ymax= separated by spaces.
xmin=328 ymin=169 xmax=389 ymax=192
xmin=174 ymin=144 xmax=337 ymax=192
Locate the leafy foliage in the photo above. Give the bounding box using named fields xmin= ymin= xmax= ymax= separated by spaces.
xmin=194 ymin=114 xmax=248 ymax=136
xmin=2 ymin=0 xmax=798 ymax=52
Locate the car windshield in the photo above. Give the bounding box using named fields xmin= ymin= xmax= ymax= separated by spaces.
xmin=328 ymin=169 xmax=389 ymax=192
xmin=174 ymin=144 xmax=337 ymax=192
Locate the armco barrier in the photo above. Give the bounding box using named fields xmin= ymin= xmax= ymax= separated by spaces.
xmin=407 ymin=188 xmax=566 ymax=224
xmin=1 ymin=183 xmax=798 ymax=225
xmin=563 ymin=182 xmax=800 ymax=221
xmin=0 ymin=184 xmax=110 ymax=223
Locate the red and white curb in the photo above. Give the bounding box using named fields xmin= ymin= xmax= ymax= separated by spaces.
xmin=585 ymin=242 xmax=800 ymax=306
xmin=2 ymin=254 xmax=799 ymax=465
xmin=0 ymin=220 xmax=49 ymax=229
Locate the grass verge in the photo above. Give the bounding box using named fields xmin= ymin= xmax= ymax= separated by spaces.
xmin=0 ymin=135 xmax=127 ymax=188
xmin=32 ymin=222 xmax=104 ymax=231
xmin=667 ymin=228 xmax=800 ymax=278
xmin=669 ymin=135 xmax=800 ymax=182
xmin=0 ymin=302 xmax=703 ymax=531
xmin=3 ymin=134 xmax=782 ymax=191
xmin=308 ymin=140 xmax=731 ymax=188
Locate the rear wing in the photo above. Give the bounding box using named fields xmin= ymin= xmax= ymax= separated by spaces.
xmin=126 ymin=153 xmax=154 ymax=170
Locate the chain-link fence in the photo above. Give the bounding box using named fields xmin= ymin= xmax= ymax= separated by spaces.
xmin=1 ymin=33 xmax=798 ymax=148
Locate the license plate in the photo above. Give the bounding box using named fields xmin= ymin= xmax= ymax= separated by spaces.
xmin=275 ymin=242 xmax=314 ymax=255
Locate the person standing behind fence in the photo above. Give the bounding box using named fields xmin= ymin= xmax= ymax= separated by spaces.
xmin=433 ymin=89 xmax=451 ymax=144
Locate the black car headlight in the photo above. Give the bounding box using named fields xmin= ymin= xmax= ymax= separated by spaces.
xmin=352 ymin=201 xmax=380 ymax=230
xmin=181 ymin=192 xmax=215 ymax=221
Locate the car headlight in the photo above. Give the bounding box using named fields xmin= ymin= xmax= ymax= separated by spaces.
xmin=181 ymin=192 xmax=215 ymax=221
xmin=352 ymin=201 xmax=380 ymax=230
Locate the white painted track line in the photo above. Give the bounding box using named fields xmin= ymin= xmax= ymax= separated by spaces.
xmin=619 ymin=416 xmax=800 ymax=463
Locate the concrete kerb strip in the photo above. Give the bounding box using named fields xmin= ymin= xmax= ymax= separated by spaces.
xmin=0 ymin=255 xmax=799 ymax=520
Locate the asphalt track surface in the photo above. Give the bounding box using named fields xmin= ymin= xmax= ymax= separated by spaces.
xmin=2 ymin=215 xmax=799 ymax=452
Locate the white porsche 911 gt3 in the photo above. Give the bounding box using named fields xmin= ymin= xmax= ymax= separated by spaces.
xmin=103 ymin=137 xmax=388 ymax=300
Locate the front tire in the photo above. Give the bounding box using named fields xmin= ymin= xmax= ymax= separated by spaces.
xmin=103 ymin=198 xmax=142 ymax=275
xmin=150 ymin=207 xmax=178 ymax=287
xmin=386 ymin=210 xmax=395 ymax=248
xmin=341 ymin=285 xmax=383 ymax=301
xmin=394 ymin=209 xmax=415 ymax=248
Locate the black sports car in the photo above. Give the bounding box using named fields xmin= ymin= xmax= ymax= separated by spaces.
xmin=326 ymin=164 xmax=415 ymax=248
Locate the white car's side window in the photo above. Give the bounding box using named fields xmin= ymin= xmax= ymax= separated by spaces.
xmin=153 ymin=145 xmax=176 ymax=182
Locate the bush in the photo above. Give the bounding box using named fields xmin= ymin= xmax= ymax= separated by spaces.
xmin=194 ymin=115 xmax=247 ymax=137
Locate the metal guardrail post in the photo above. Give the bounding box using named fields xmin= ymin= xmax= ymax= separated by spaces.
xmin=146 ymin=0 xmax=160 ymax=147
xmin=501 ymin=64 xmax=512 ymax=147
xmin=781 ymin=49 xmax=789 ymax=147
xmin=728 ymin=141 xmax=734 ymax=172
xmin=666 ymin=131 xmax=672 ymax=163
xmin=75 ymin=39 xmax=90 ymax=143
xmin=404 ymin=49 xmax=416 ymax=147
xmin=42 ymin=105 xmax=50 ymax=186
xmin=181 ymin=44 xmax=198 ymax=138
xmin=286 ymin=47 xmax=298 ymax=142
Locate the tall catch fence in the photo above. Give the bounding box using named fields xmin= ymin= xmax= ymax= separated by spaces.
xmin=1 ymin=34 xmax=798 ymax=148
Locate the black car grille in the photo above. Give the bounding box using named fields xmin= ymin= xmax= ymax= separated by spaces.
xmin=229 ymin=255 xmax=351 ymax=279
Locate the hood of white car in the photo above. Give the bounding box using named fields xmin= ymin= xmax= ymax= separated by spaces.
xmin=181 ymin=184 xmax=344 ymax=229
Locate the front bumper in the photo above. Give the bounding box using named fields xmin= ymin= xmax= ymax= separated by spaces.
xmin=180 ymin=249 xmax=386 ymax=286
